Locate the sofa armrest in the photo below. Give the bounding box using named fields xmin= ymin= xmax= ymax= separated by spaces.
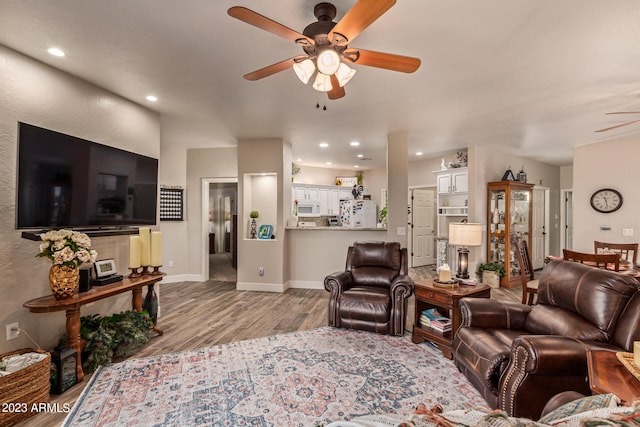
xmin=324 ymin=271 xmax=353 ymax=328
xmin=390 ymin=275 xmax=414 ymax=299
xmin=460 ymin=298 xmax=532 ymax=330
xmin=498 ymin=335 xmax=592 ymax=420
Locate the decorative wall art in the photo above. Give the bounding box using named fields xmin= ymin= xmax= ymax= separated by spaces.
xmin=159 ymin=186 xmax=184 ymax=221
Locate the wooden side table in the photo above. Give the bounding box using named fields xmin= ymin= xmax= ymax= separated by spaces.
xmin=587 ymin=350 xmax=640 ymax=405
xmin=412 ymin=280 xmax=491 ymax=358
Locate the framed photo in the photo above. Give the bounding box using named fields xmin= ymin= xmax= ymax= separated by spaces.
xmin=94 ymin=259 xmax=117 ymax=278
xmin=258 ymin=224 xmax=273 ymax=240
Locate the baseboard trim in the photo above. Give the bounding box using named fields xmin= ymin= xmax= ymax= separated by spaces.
xmin=236 ymin=281 xmax=286 ymax=292
xmin=287 ymin=280 xmax=324 ymax=290
xmin=161 ymin=273 xmax=205 ymax=284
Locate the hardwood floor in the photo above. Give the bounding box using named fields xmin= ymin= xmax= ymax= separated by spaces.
xmin=20 ymin=265 xmax=521 ymax=426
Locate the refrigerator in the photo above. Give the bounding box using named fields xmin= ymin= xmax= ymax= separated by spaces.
xmin=339 ymin=200 xmax=377 ymax=228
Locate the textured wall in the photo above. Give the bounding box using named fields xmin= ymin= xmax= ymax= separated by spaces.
xmin=0 ymin=45 xmax=159 ymax=354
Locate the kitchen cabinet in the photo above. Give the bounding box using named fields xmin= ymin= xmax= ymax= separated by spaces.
xmin=434 ymin=168 xmax=468 ymax=237
xmin=487 ymin=181 xmax=534 ymax=288
xmin=292 ymin=184 xmax=353 ymax=216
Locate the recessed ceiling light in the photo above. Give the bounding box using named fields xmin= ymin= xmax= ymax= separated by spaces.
xmin=146 ymin=95 xmax=158 ymax=102
xmin=47 ymin=47 xmax=65 ymax=57
xmin=357 ymin=154 xmax=364 ymax=158
xmin=326 ymin=161 xmax=332 ymax=165
xmin=354 ymin=165 xmax=360 ymax=168
xmin=416 ymin=151 xmax=423 ymax=156
xmin=319 ymin=143 xmax=329 ymax=148
xmin=296 ymin=158 xmax=303 ymax=162
xmin=350 ymin=141 xmax=360 ymax=146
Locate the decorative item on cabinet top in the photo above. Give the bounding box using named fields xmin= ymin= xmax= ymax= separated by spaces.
xmin=160 ymin=186 xmax=184 ymax=221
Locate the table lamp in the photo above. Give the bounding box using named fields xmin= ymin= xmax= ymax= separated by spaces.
xmin=449 ymin=221 xmax=483 ymax=279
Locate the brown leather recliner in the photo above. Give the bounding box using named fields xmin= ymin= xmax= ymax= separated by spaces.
xmin=324 ymin=241 xmax=414 ymax=336
xmin=453 ymin=260 xmax=640 ymax=420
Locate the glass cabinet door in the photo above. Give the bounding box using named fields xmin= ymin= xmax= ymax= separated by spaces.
xmin=488 ymin=189 xmax=506 ymax=264
xmin=487 ymin=181 xmax=534 ymax=288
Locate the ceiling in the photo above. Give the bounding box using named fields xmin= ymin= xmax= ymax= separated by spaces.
xmin=1 ymin=0 xmax=640 ymax=170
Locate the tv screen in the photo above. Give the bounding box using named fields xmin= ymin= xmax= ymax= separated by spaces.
xmin=16 ymin=122 xmax=158 ymax=229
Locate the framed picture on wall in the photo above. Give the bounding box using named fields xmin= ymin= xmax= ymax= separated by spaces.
xmin=160 ymin=187 xmax=184 ymax=221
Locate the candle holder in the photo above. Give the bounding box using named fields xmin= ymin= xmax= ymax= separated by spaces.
xmin=128 ymin=267 xmax=142 ymax=278
xmin=150 ymin=266 xmax=163 ymax=276
xmin=141 ymin=266 xmax=151 ymax=276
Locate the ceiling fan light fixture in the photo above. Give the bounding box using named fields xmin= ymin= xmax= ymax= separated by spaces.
xmin=293 ymin=59 xmax=316 ymax=84
xmin=335 ymin=62 xmax=356 ymax=87
xmin=316 ymin=48 xmax=340 ymax=75
xmin=312 ymin=72 xmax=333 ymax=92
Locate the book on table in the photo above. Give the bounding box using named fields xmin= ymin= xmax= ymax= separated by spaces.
xmin=420 ymin=308 xmax=442 ymax=329
xmin=430 ymin=316 xmax=452 ymax=334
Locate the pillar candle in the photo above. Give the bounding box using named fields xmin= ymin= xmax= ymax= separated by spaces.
xmin=634 ymin=341 xmax=640 ymax=369
xmin=129 ymin=235 xmax=141 ymax=269
xmin=150 ymin=231 xmax=163 ymax=267
xmin=139 ymin=227 xmax=151 ymax=266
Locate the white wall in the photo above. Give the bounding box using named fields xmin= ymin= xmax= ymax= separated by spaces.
xmin=572 ymin=138 xmax=640 ymax=252
xmin=0 ymin=45 xmax=160 ymax=354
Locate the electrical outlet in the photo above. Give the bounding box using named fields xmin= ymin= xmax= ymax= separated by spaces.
xmin=258 ymin=266 xmax=264 ymax=276
xmin=6 ymin=322 xmax=19 ymax=340
xmin=168 ymin=260 xmax=174 ymax=268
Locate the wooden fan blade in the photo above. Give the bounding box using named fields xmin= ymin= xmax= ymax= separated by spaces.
xmin=228 ymin=6 xmax=314 ymax=45
xmin=243 ymin=57 xmax=297 ymax=81
xmin=605 ymin=112 xmax=640 ymax=115
xmin=328 ymin=74 xmax=346 ymax=99
xmin=595 ymin=118 xmax=640 ymax=133
xmin=329 ymin=0 xmax=396 ymax=45
xmin=344 ymin=48 xmax=421 ymax=73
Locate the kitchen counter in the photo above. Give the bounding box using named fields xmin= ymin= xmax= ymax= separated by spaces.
xmin=286 ymin=226 xmax=385 ymax=231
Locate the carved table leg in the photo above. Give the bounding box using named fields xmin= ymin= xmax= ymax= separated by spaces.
xmin=65 ymin=306 xmax=83 ymax=382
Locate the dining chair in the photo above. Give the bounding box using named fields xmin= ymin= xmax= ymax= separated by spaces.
xmin=562 ymin=249 xmax=620 ymax=271
xmin=514 ymin=238 xmax=538 ymax=305
xmin=594 ymin=241 xmax=638 ymax=267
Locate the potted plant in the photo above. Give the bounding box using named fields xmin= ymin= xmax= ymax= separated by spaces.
xmin=477 ymin=261 xmax=506 ymax=288
xmin=249 ymin=211 xmax=259 ymax=239
xmin=378 ymin=206 xmax=387 ymax=225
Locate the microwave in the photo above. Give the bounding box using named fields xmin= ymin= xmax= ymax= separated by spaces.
xmin=297 ymin=201 xmax=320 ymax=215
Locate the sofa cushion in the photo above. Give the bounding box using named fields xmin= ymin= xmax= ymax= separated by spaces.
xmin=537 ymin=261 xmax=638 ymax=340
xmin=339 ymin=287 xmax=390 ymax=324
xmin=525 ymin=305 xmax=607 ymax=342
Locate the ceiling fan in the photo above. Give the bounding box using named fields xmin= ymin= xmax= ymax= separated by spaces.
xmin=227 ymin=0 xmax=421 ymax=100
xmin=595 ymin=112 xmax=640 ymax=133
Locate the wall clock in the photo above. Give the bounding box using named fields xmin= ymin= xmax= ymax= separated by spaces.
xmin=590 ymin=188 xmax=623 ymax=213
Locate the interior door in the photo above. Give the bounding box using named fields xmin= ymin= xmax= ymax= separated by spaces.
xmin=531 ymin=188 xmax=546 ymax=269
xmin=412 ymin=189 xmax=435 ymax=267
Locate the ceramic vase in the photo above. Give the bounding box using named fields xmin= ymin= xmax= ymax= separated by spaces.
xmin=49 ymin=264 xmax=80 ymax=299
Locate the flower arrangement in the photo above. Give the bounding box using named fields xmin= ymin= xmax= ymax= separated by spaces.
xmin=37 ymin=229 xmax=98 ymax=267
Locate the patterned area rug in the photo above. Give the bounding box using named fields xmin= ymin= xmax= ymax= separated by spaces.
xmin=63 ymin=327 xmax=488 ymax=426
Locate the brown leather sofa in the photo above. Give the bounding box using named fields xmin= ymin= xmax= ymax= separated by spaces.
xmin=453 ymin=259 xmax=640 ymax=420
xmin=324 ymin=241 xmax=414 ymax=336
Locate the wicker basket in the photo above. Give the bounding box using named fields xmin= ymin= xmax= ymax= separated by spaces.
xmin=0 ymin=348 xmax=51 ymax=426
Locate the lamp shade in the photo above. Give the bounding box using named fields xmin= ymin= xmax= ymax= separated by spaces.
xmin=317 ymin=48 xmax=340 ymax=75
xmin=335 ymin=62 xmax=356 ymax=87
xmin=312 ymin=72 xmax=333 ymax=92
xmin=293 ymin=59 xmax=315 ymax=84
xmin=449 ymin=222 xmax=482 ymax=247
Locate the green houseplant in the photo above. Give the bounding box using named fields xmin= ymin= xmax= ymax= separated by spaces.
xmin=79 ymin=310 xmax=153 ymax=373
xmin=477 ymin=261 xmax=506 ymax=288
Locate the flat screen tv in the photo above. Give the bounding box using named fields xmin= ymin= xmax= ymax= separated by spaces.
xmin=16 ymin=122 xmax=158 ymax=230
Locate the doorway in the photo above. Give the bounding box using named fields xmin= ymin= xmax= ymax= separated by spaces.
xmin=560 ymin=189 xmax=573 ymax=250
xmin=202 ymin=178 xmax=238 ymax=282
xmin=531 ymin=187 xmax=549 ymax=270
xmin=410 ymin=188 xmax=436 ymax=267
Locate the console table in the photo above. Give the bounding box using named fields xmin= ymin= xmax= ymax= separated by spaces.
xmin=24 ymin=274 xmax=165 ymax=382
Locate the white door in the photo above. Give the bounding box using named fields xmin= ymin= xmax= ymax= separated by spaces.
xmin=563 ymin=190 xmax=573 ymax=250
xmin=531 ymin=188 xmax=546 ymax=269
xmin=412 ymin=189 xmax=435 ymax=267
